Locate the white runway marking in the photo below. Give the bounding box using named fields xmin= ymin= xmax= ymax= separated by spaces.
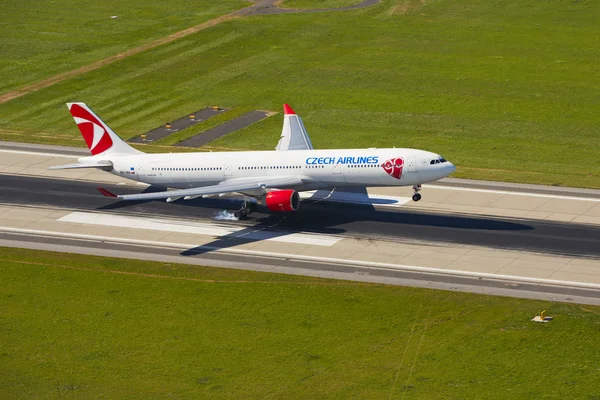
xmin=58 ymin=211 xmax=342 ymax=246
xmin=426 ymin=184 xmax=600 ymax=202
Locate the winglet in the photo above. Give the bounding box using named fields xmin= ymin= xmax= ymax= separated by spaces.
xmin=98 ymin=187 xmax=118 ymax=198
xmin=283 ymin=104 xmax=296 ymax=115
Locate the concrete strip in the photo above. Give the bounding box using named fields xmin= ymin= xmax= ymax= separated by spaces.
xmin=427 ymin=184 xmax=600 ymax=202
xmin=549 ymin=271 xmax=600 ymax=285
xmin=561 ymin=258 xmax=600 ymax=275
xmin=250 ymin=241 xmax=309 ymax=255
xmin=409 ymin=248 xmax=465 ymax=262
xmin=496 ymin=266 xmax=555 ymax=279
xmin=0 ymin=218 xmax=30 ymax=228
xmin=585 ymin=203 xmax=600 ymax=216
xmin=536 ymin=198 xmax=596 ymax=214
xmin=57 ymin=211 xmax=343 ymax=246
xmin=572 ymin=215 xmax=600 ymax=225
xmin=0 ymin=141 xmax=89 ymax=156
xmin=485 ymin=208 xmax=552 ymax=221
xmin=441 ymin=191 xmax=504 ymax=207
xmin=436 ymin=177 xmax=600 ymax=198
xmin=488 ymin=195 xmax=551 ymax=211
xmin=1 ymin=225 xmax=599 ymax=291
xmin=396 ymin=255 xmax=455 ymax=269
xmin=0 ymin=149 xmax=78 ymax=159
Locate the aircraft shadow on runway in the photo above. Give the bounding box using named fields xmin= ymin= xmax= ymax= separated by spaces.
xmin=4 ymin=176 xmax=594 ymax=258
xmin=94 ymin=195 xmax=600 ymax=258
xmin=95 ymin=192 xmax=564 ymax=259
xmin=174 ymin=199 xmax=540 ymax=256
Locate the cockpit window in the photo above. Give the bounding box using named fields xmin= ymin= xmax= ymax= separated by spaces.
xmin=439 ymin=158 xmax=447 ymax=163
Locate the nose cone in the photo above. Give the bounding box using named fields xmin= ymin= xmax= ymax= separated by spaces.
xmin=447 ymin=162 xmax=456 ymax=175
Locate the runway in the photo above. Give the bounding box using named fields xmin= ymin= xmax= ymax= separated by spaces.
xmin=1 ymin=174 xmax=598 ymax=258
xmin=0 ymin=141 xmax=599 ymax=304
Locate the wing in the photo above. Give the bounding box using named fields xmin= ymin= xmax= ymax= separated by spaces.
xmin=275 ymin=104 xmax=314 ymax=151
xmin=98 ymin=176 xmax=309 ymax=202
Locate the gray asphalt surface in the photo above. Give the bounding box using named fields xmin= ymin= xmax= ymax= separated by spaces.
xmin=246 ymin=0 xmax=380 ymax=15
xmin=176 ymin=111 xmax=271 ymax=147
xmin=1 ymin=174 xmax=598 ymax=259
xmin=129 ymin=107 xmax=227 ymax=143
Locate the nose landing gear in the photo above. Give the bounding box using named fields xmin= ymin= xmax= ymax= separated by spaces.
xmin=412 ymin=185 xmax=422 ymax=202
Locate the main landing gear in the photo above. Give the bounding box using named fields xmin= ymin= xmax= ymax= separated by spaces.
xmin=412 ymin=185 xmax=422 ymax=202
xmin=234 ymin=201 xmax=257 ymax=220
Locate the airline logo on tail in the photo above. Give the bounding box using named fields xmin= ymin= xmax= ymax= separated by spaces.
xmin=382 ymin=157 xmax=403 ymax=179
xmin=68 ymin=103 xmax=113 ymax=155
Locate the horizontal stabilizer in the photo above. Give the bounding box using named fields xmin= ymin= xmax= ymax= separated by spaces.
xmin=98 ymin=188 xmax=118 ymax=198
xmin=49 ymin=160 xmax=113 ymax=170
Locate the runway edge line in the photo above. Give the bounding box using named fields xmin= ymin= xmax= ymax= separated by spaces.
xmin=1 ymin=226 xmax=599 ymax=291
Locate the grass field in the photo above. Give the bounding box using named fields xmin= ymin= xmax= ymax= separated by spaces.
xmin=0 ymin=0 xmax=247 ymax=94
xmin=1 ymin=246 xmax=599 ymax=399
xmin=0 ymin=0 xmax=599 ymax=188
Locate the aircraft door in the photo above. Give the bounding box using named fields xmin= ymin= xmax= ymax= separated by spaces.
xmin=223 ymin=164 xmax=233 ymax=178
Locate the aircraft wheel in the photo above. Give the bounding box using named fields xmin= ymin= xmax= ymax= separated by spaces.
xmin=412 ymin=193 xmax=422 ymax=202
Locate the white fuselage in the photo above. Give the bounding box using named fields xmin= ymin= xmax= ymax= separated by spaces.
xmin=97 ymin=148 xmax=455 ymax=191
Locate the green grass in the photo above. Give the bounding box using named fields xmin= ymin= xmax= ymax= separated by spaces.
xmin=0 ymin=0 xmax=247 ymax=94
xmin=0 ymin=0 xmax=599 ymax=188
xmin=1 ymin=246 xmax=600 ymax=399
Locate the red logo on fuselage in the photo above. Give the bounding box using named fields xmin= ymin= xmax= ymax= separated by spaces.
xmin=382 ymin=157 xmax=403 ymax=179
xmin=69 ymin=104 xmax=113 ymax=155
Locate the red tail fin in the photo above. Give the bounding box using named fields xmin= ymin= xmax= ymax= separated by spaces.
xmin=67 ymin=103 xmax=141 ymax=156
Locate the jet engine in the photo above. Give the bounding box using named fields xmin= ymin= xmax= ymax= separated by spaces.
xmin=265 ymin=190 xmax=300 ymax=212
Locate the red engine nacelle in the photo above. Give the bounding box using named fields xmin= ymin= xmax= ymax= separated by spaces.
xmin=265 ymin=190 xmax=300 ymax=212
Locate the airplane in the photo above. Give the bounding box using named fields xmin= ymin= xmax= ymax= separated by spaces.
xmin=51 ymin=103 xmax=456 ymax=219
